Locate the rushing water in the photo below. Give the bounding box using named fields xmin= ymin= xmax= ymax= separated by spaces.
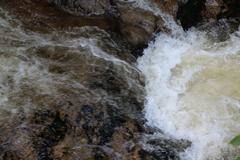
xmin=1 ymin=1 xmax=240 ymax=159
xmin=0 ymin=6 xmax=143 ymax=138
xmin=138 ymin=19 xmax=240 ymax=160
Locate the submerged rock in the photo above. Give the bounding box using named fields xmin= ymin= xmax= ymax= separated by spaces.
xmin=48 ymin=0 xmax=115 ymax=16
xmin=0 ymin=0 xmax=119 ymax=33
xmin=0 ymin=15 xmax=188 ymax=159
xmin=48 ymin=0 xmax=180 ymax=49
xmin=2 ymin=0 xmax=240 ymax=159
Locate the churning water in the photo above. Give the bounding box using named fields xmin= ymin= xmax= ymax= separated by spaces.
xmin=138 ymin=21 xmax=240 ymax=159
xmin=0 ymin=7 xmax=141 ymax=129
xmin=1 ymin=1 xmax=240 ymax=159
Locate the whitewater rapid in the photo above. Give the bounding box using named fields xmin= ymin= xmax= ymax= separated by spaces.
xmin=138 ymin=23 xmax=240 ymax=159
xmin=1 ymin=1 xmax=240 ymax=159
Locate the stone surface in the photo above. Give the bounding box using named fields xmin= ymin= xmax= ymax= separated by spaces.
xmin=1 ymin=0 xmax=240 ymax=160
xmin=177 ymin=0 xmax=206 ymax=29
xmin=0 ymin=0 xmax=119 ymax=32
xmin=177 ymin=0 xmax=240 ymax=29
xmin=48 ymin=0 xmax=114 ymax=16
xmin=202 ymin=0 xmax=225 ymax=20
xmin=48 ymin=0 xmax=180 ymax=47
xmin=222 ymin=0 xmax=240 ymax=18
xmin=151 ymin=0 xmax=178 ymax=18
xmin=0 ymin=17 xmax=187 ymax=159
xmin=118 ymin=4 xmax=156 ymax=46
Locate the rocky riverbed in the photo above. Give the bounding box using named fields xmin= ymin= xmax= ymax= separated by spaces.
xmin=0 ymin=0 xmax=239 ymax=160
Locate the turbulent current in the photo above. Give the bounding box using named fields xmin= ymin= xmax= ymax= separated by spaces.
xmin=1 ymin=1 xmax=240 ymax=160
xmin=138 ymin=21 xmax=240 ymax=160
xmin=0 ymin=7 xmax=144 ymax=159
xmin=133 ymin=0 xmax=240 ymax=159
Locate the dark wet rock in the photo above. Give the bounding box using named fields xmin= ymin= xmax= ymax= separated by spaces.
xmin=48 ymin=0 xmax=175 ymax=47
xmin=147 ymin=138 xmax=191 ymax=153
xmin=177 ymin=0 xmax=240 ymax=29
xmin=32 ymin=111 xmax=69 ymax=160
xmin=202 ymin=0 xmax=225 ymax=20
xmin=177 ymin=0 xmax=206 ymax=29
xmin=3 ymin=0 xmax=238 ymax=47
xmin=151 ymin=0 xmax=178 ymax=18
xmin=4 ymin=0 xmax=240 ymax=159
xmin=0 ymin=0 xmax=119 ymax=32
xmin=140 ymin=149 xmax=179 ymax=160
xmin=117 ymin=4 xmax=156 ymax=46
xmin=221 ymin=0 xmax=240 ymax=18
xmin=115 ymin=0 xmax=179 ymax=51
xmin=202 ymin=0 xmax=240 ymax=20
xmin=47 ymin=0 xmax=180 ymax=48
xmin=199 ymin=18 xmax=240 ymax=42
xmin=49 ymin=0 xmax=104 ymax=16
xmin=0 ymin=25 xmax=186 ymax=160
xmin=139 ymin=134 xmax=191 ymax=160
xmin=48 ymin=0 xmax=115 ymax=16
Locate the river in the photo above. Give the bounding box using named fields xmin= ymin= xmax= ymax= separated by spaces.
xmin=0 ymin=1 xmax=240 ymax=160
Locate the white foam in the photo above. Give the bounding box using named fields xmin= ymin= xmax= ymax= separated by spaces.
xmin=138 ymin=26 xmax=240 ymax=159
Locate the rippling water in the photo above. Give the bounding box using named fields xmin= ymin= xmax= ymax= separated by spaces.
xmin=138 ymin=21 xmax=240 ymax=159
xmin=0 ymin=7 xmax=144 ymax=159
xmin=1 ymin=1 xmax=240 ymax=159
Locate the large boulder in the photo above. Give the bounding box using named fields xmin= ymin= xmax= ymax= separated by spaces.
xmin=222 ymin=0 xmax=240 ymax=18
xmin=117 ymin=0 xmax=178 ymax=48
xmin=177 ymin=0 xmax=240 ymax=29
xmin=202 ymin=0 xmax=226 ymax=20
xmin=117 ymin=4 xmax=156 ymax=46
xmin=48 ymin=0 xmax=180 ymax=47
xmin=177 ymin=0 xmax=206 ymax=29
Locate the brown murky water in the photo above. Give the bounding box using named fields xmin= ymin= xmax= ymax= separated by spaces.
xmin=0 ymin=3 xmax=147 ymax=159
